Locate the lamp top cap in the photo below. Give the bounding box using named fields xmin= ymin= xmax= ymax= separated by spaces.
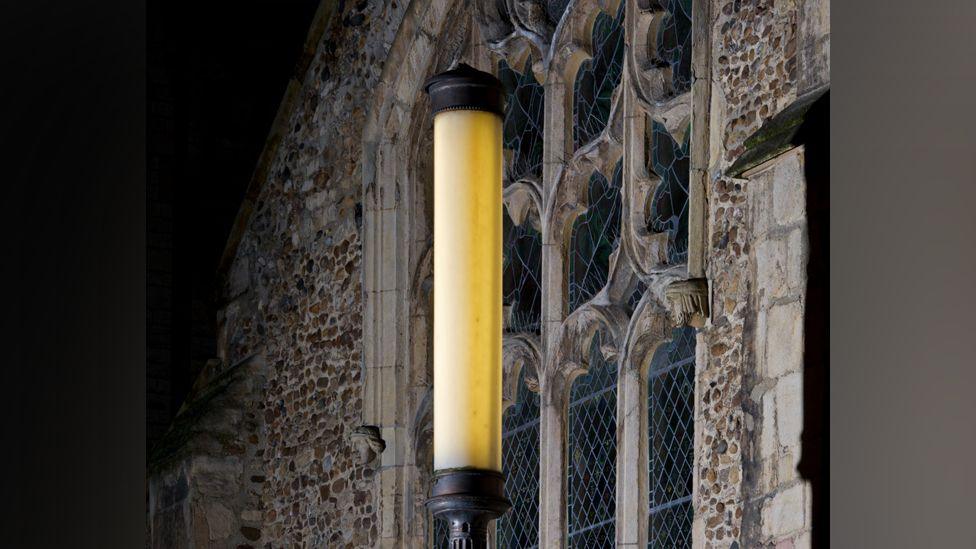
xmin=424 ymin=63 xmax=505 ymax=117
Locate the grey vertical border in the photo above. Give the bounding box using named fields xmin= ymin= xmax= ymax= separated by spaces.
xmin=832 ymin=0 xmax=976 ymax=546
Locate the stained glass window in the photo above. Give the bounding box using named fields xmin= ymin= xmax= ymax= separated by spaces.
xmin=500 ymin=58 xmax=545 ymax=183
xmin=431 ymin=515 xmax=449 ymax=548
xmin=647 ymin=326 xmax=695 ymax=549
xmin=547 ymin=0 xmax=571 ymax=25
xmin=503 ymin=209 xmax=543 ymax=334
xmin=567 ymin=331 xmax=617 ymax=548
xmin=497 ymin=366 xmax=541 ymax=548
xmin=573 ymin=3 xmax=625 ymax=150
xmin=656 ymin=0 xmax=693 ymax=96
xmin=628 ymin=280 xmax=648 ymax=314
xmin=568 ymin=160 xmax=622 ymax=312
xmin=648 ymin=122 xmax=690 ymax=264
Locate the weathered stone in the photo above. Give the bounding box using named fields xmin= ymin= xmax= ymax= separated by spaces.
xmin=205 ymin=503 xmax=235 ymax=540
xmin=786 ymin=227 xmax=806 ymax=291
xmin=191 ymin=457 xmax=242 ymax=498
xmin=761 ymin=389 xmax=778 ymax=458
xmin=776 ymin=372 xmax=804 ymax=449
xmin=761 ymin=483 xmax=805 ymax=539
xmin=240 ymin=509 xmax=262 ymax=522
xmin=773 ymin=153 xmax=806 ymax=225
xmin=757 ymin=236 xmax=788 ymax=302
xmin=765 ymin=301 xmax=803 ymax=378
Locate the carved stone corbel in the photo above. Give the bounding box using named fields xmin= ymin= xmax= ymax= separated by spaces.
xmin=547 ymin=299 xmax=629 ymax=381
xmin=665 ymin=278 xmax=709 ymax=328
xmin=349 ymin=425 xmax=386 ymax=464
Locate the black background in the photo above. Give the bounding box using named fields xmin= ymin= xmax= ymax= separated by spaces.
xmin=147 ymin=0 xmax=319 ymax=449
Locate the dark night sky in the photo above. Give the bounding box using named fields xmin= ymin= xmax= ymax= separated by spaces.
xmin=147 ymin=0 xmax=321 ymax=448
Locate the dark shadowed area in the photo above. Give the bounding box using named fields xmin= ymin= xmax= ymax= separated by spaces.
xmin=147 ymin=0 xmax=321 ymax=451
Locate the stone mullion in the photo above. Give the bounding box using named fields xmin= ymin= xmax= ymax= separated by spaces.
xmin=616 ymin=361 xmax=649 ymax=547
xmin=538 ymin=374 xmax=570 ymax=549
xmin=615 ymin=8 xmax=649 ymax=543
xmin=541 ymin=71 xmax=568 ymax=358
xmin=539 ymin=59 xmax=571 ymax=548
xmin=687 ymin=0 xmax=713 ymax=280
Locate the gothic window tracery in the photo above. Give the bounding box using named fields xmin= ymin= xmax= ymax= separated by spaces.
xmin=648 ymin=122 xmax=691 ymax=264
xmin=495 ymin=37 xmax=546 ymax=549
xmin=503 ymin=210 xmax=543 ymax=334
xmin=500 ymin=58 xmax=545 ymax=184
xmin=656 ymin=0 xmax=693 ymax=96
xmin=568 ymin=160 xmax=623 ymax=312
xmin=573 ymin=3 xmax=625 ymax=150
xmin=411 ymin=1 xmax=701 ymax=547
xmin=567 ymin=331 xmax=617 ymax=547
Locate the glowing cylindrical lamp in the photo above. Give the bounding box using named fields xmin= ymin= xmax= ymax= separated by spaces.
xmin=424 ymin=63 xmax=510 ymax=547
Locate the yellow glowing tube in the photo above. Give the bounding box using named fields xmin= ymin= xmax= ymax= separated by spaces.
xmin=432 ymin=107 xmax=503 ymax=472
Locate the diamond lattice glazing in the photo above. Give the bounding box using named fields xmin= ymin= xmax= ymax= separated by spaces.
xmin=647 ymin=326 xmax=696 ymax=549
xmin=567 ymin=332 xmax=617 ymax=548
xmin=497 ymin=366 xmax=541 ymax=548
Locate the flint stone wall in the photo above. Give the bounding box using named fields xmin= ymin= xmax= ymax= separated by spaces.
xmin=147 ymin=0 xmax=828 ymax=546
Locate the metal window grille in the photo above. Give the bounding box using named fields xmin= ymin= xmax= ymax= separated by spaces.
xmin=567 ymin=332 xmax=617 ymax=548
xmin=647 ymin=326 xmax=696 ymax=548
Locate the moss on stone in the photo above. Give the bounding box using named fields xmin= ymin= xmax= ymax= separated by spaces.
xmin=726 ymin=88 xmax=827 ymax=177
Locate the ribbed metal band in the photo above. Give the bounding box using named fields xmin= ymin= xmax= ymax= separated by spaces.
xmin=424 ymin=63 xmax=505 ymax=117
xmin=427 ymin=469 xmax=511 ymax=548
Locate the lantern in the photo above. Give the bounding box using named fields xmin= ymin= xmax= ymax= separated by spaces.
xmin=424 ymin=63 xmax=510 ymax=547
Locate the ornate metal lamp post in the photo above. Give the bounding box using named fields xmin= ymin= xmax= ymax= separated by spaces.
xmin=424 ymin=64 xmax=510 ymax=547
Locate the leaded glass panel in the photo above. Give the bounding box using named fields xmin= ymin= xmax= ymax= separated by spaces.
xmin=503 ymin=209 xmax=542 ymax=334
xmin=573 ymin=3 xmax=625 ymax=150
xmin=431 ymin=515 xmax=449 ymax=548
xmin=567 ymin=331 xmax=617 ymax=548
xmin=568 ymin=160 xmax=622 ymax=312
xmin=656 ymin=0 xmax=693 ymax=95
xmin=648 ymin=122 xmax=690 ymax=264
xmin=547 ymin=0 xmax=572 ymax=25
xmin=647 ymin=326 xmax=695 ymax=549
xmin=497 ymin=366 xmax=541 ymax=548
xmin=628 ymin=280 xmax=648 ymax=314
xmin=499 ymin=58 xmax=545 ymax=183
